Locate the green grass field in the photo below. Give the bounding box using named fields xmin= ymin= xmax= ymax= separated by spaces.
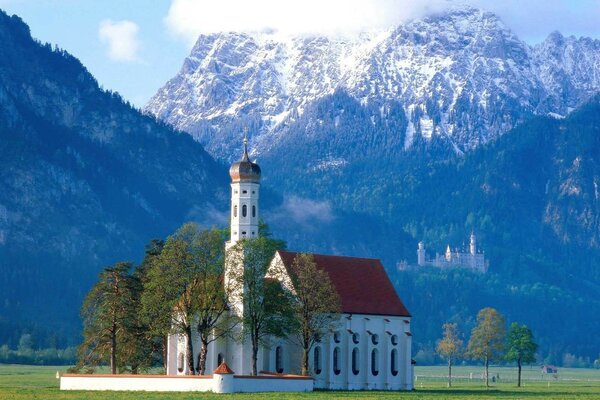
xmin=0 ymin=364 xmax=599 ymax=399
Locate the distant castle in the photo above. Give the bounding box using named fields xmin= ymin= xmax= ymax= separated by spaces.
xmin=415 ymin=233 xmax=488 ymax=273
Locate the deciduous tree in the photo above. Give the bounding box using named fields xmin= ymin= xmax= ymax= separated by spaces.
xmin=228 ymin=236 xmax=294 ymax=375
xmin=436 ymin=322 xmax=463 ymax=387
xmin=505 ymin=322 xmax=537 ymax=387
xmin=142 ymin=223 xmax=232 ymax=375
xmin=77 ymin=262 xmax=138 ymax=374
xmin=467 ymin=307 xmax=505 ymax=387
xmin=287 ymin=253 xmax=341 ymax=376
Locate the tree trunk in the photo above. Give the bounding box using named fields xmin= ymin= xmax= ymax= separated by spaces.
xmin=198 ymin=338 xmax=208 ymax=375
xmin=448 ymin=359 xmax=452 ymax=387
xmin=162 ymin=336 xmax=168 ymax=372
xmin=485 ymin=356 xmax=489 ymax=387
xmin=110 ymin=323 xmax=117 ymax=374
xmin=185 ymin=325 xmax=194 ymax=375
xmin=251 ymin=332 xmax=258 ymax=376
xmin=517 ymin=357 xmax=522 ymax=387
xmin=302 ymin=347 xmax=309 ymax=376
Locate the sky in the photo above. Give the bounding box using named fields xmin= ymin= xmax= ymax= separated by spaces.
xmin=0 ymin=0 xmax=599 ymax=107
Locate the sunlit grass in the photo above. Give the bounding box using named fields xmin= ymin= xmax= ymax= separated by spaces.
xmin=0 ymin=364 xmax=599 ymax=399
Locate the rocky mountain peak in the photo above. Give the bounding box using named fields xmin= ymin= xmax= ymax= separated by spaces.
xmin=145 ymin=7 xmax=600 ymax=161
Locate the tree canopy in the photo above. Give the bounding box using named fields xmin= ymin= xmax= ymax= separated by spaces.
xmin=467 ymin=307 xmax=505 ymax=387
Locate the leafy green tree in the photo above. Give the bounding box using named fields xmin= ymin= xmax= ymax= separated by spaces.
xmin=228 ymin=236 xmax=295 ymax=375
xmin=188 ymin=227 xmax=234 ymax=375
xmin=287 ymin=253 xmax=340 ymax=376
xmin=135 ymin=239 xmax=166 ymax=369
xmin=505 ymin=322 xmax=537 ymax=387
xmin=77 ymin=262 xmax=138 ymax=374
xmin=436 ymin=322 xmax=463 ymax=387
xmin=467 ymin=307 xmax=506 ymax=387
xmin=142 ymin=223 xmax=232 ymax=375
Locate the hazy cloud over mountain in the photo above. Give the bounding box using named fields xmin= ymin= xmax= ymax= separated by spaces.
xmin=165 ymin=0 xmax=600 ymax=45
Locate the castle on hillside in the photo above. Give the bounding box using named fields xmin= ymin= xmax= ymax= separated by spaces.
xmin=415 ymin=233 xmax=488 ymax=273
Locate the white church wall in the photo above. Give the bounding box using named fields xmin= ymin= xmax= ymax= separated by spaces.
xmin=233 ymin=375 xmax=312 ymax=393
xmin=60 ymin=373 xmax=312 ymax=393
xmin=60 ymin=374 xmax=214 ymax=392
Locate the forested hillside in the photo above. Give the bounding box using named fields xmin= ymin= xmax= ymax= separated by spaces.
xmin=262 ymin=90 xmax=600 ymax=363
xmin=0 ymin=11 xmax=228 ymax=348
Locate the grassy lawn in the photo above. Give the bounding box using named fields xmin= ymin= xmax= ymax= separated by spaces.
xmin=0 ymin=364 xmax=599 ymax=399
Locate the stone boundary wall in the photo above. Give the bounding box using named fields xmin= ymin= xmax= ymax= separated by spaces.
xmin=59 ymin=373 xmax=313 ymax=393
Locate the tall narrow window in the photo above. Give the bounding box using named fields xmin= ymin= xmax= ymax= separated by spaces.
xmin=313 ymin=346 xmax=322 ymax=375
xmin=275 ymin=346 xmax=283 ymax=373
xmin=252 ymin=205 xmax=256 ymax=218
xmin=352 ymin=348 xmax=360 ymax=375
xmin=233 ymin=205 xmax=237 ymax=218
xmin=391 ymin=349 xmax=398 ymax=376
xmin=371 ymin=349 xmax=379 ymax=376
xmin=217 ymin=353 xmax=224 ymax=366
xmin=242 ymin=204 xmax=247 ymax=217
xmin=333 ymin=347 xmax=341 ymax=375
xmin=177 ymin=353 xmax=184 ymax=373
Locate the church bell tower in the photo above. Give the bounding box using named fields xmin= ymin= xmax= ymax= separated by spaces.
xmin=227 ymin=129 xmax=261 ymax=246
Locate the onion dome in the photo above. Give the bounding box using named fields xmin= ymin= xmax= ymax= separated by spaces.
xmin=229 ymin=132 xmax=261 ymax=183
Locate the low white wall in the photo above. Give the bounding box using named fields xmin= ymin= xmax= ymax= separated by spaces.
xmin=234 ymin=375 xmax=313 ymax=393
xmin=60 ymin=373 xmax=313 ymax=393
xmin=60 ymin=374 xmax=213 ymax=392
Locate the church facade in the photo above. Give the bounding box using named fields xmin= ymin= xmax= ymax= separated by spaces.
xmin=166 ymin=136 xmax=414 ymax=390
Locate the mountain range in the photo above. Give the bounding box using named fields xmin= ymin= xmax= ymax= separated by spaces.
xmin=145 ymin=6 xmax=600 ymax=362
xmin=0 ymin=6 xmax=599 ymax=364
xmin=146 ymin=7 xmax=600 ymax=161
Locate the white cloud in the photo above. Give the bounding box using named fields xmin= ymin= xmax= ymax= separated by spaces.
xmin=266 ymin=196 xmax=335 ymax=228
xmin=165 ymin=0 xmax=600 ymax=46
xmin=98 ymin=19 xmax=141 ymax=62
xmin=164 ymin=0 xmax=452 ymax=44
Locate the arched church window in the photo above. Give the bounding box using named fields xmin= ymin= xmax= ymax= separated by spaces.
xmin=371 ymin=349 xmax=379 ymax=376
xmin=391 ymin=349 xmax=398 ymax=376
xmin=275 ymin=346 xmax=283 ymax=373
xmin=242 ymin=204 xmax=247 ymax=217
xmin=314 ymin=346 xmax=322 ymax=375
xmin=371 ymin=334 xmax=379 ymax=345
xmin=352 ymin=348 xmax=360 ymax=375
xmin=233 ymin=205 xmax=237 ymax=218
xmin=217 ymin=353 xmax=224 ymax=366
xmin=352 ymin=333 xmax=360 ymax=344
xmin=252 ymin=205 xmax=256 ymax=217
xmin=333 ymin=332 xmax=341 ymax=343
xmin=177 ymin=353 xmax=184 ymax=373
xmin=333 ymin=347 xmax=341 ymax=375
xmin=391 ymin=334 xmax=398 ymax=346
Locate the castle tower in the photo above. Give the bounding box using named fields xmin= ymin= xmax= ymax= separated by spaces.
xmin=228 ymin=130 xmax=261 ymax=246
xmin=470 ymin=232 xmax=476 ymax=255
xmin=417 ymin=241 xmax=426 ymax=266
xmin=445 ymin=245 xmax=452 ymax=262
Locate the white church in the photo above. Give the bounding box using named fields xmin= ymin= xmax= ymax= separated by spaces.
xmin=166 ymin=137 xmax=414 ymax=390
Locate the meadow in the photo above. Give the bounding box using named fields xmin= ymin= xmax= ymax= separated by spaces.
xmin=0 ymin=364 xmax=599 ymax=399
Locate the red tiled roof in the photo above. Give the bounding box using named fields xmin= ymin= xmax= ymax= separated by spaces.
xmin=213 ymin=362 xmax=234 ymax=374
xmin=277 ymin=251 xmax=411 ymax=317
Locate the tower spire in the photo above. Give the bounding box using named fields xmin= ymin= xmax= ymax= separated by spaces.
xmin=242 ymin=127 xmax=249 ymax=161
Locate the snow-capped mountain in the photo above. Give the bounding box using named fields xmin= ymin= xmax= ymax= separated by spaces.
xmin=145 ymin=7 xmax=600 ymax=161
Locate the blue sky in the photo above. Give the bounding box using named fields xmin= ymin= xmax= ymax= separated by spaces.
xmin=1 ymin=0 xmax=599 ymax=108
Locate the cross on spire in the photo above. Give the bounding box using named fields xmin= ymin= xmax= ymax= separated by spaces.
xmin=242 ymin=127 xmax=249 ymax=161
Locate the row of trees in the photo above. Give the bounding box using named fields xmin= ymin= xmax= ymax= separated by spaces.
xmin=437 ymin=307 xmax=537 ymax=387
xmin=74 ymin=222 xmax=341 ymax=376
